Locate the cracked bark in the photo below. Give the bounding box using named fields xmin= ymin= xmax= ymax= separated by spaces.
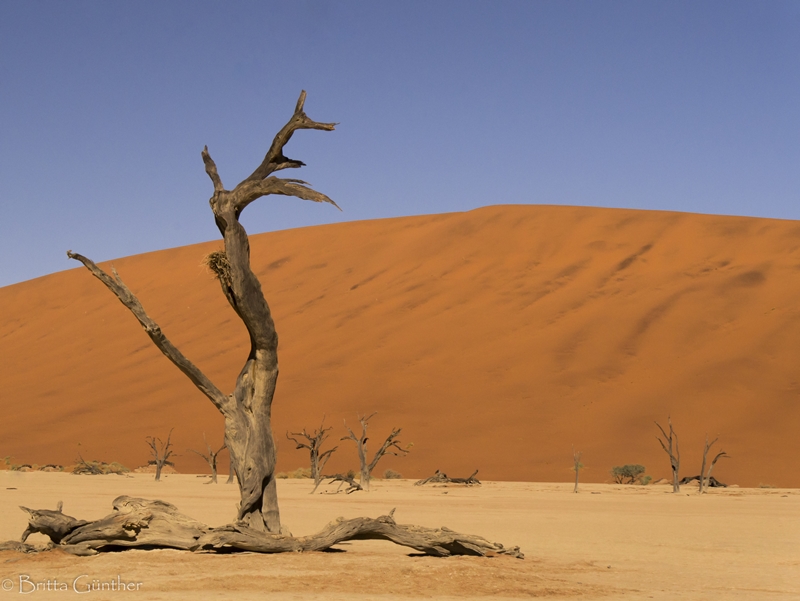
xmin=7 ymin=498 xmax=522 ymax=559
xmin=67 ymin=91 xmax=338 ymax=534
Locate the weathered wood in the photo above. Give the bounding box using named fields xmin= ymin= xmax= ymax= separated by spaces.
xmin=572 ymin=447 xmax=582 ymax=493
xmin=5 ymin=499 xmax=522 ymax=559
xmin=415 ymin=470 xmax=481 ymax=486
xmin=68 ymin=91 xmax=338 ymax=534
xmin=287 ymin=418 xmax=338 ymax=493
xmin=655 ymin=417 xmax=681 ymax=493
xmin=58 ymin=93 xmax=523 ymax=557
xmin=322 ymin=473 xmax=364 ymax=494
xmin=146 ymin=430 xmax=175 ymax=481
xmin=198 ymin=509 xmax=522 ymax=558
xmin=19 ymin=502 xmax=88 ymax=544
xmin=705 ymin=450 xmax=729 ymax=488
xmin=64 ymin=252 xmax=230 ymax=414
xmin=190 ymin=434 xmax=226 ymax=484
xmin=679 ymin=475 xmax=728 ymax=487
xmin=342 ymin=413 xmax=408 ymax=491
xmin=59 ymin=497 xmax=208 ymax=554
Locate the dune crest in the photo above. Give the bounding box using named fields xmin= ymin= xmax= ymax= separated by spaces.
xmin=2 ymin=205 xmax=799 ymax=487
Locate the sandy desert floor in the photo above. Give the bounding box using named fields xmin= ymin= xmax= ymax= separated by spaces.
xmin=0 ymin=473 xmax=797 ymax=600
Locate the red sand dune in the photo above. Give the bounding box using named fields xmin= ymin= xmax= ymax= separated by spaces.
xmin=2 ymin=205 xmax=799 ymax=487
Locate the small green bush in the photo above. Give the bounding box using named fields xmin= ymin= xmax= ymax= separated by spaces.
xmin=384 ymin=469 xmax=402 ymax=479
xmin=640 ymin=475 xmax=652 ymax=485
xmin=610 ymin=464 xmax=646 ymax=484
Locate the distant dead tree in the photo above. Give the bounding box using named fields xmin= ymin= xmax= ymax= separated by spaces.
xmin=286 ymin=417 xmax=338 ymax=493
xmin=572 ymin=447 xmax=583 ymax=493
xmin=697 ymin=435 xmax=729 ymax=493
xmin=342 ymin=413 xmax=409 ymax=491
xmin=146 ymin=430 xmax=175 ymax=482
xmin=189 ymin=434 xmax=226 ymax=484
xmin=655 ymin=417 xmax=680 ymax=493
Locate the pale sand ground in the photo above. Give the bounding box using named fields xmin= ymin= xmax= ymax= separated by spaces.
xmin=1 ymin=473 xmax=797 ymax=600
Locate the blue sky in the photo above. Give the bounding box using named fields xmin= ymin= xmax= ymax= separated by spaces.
xmin=2 ymin=1 xmax=799 ymax=287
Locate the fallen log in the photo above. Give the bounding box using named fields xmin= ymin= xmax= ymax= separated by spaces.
xmin=415 ymin=469 xmax=481 ymax=486
xmin=3 ymin=497 xmax=522 ymax=559
xmin=678 ymin=475 xmax=728 ymax=487
xmin=321 ymin=473 xmax=363 ymax=494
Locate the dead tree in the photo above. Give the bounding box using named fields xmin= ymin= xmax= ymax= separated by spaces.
xmin=572 ymin=447 xmax=582 ymax=493
xmin=287 ymin=418 xmax=338 ymax=493
xmin=146 ymin=430 xmax=175 ymax=481
xmin=189 ymin=434 xmax=226 ymax=484
xmin=698 ymin=436 xmax=729 ymax=494
xmin=655 ymin=417 xmax=681 ymax=493
xmin=54 ymin=92 xmax=523 ymax=556
xmin=342 ymin=413 xmax=409 ymax=491
xmin=68 ymin=91 xmax=338 ymax=533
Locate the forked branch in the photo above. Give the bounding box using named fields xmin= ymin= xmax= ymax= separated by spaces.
xmin=343 ymin=413 xmax=409 ymax=491
xmin=287 ymin=417 xmax=338 ymax=493
xmin=189 ymin=434 xmax=226 ymax=484
xmin=246 ymin=90 xmax=337 ymax=181
xmin=146 ymin=429 xmax=175 ymax=482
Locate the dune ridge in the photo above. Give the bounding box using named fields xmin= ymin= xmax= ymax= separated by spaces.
xmin=2 ymin=204 xmax=799 ymax=487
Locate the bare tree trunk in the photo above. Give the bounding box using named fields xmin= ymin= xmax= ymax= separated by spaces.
xmin=698 ymin=435 xmax=718 ymax=494
xmin=287 ymin=417 xmax=338 ymax=493
xmin=572 ymin=447 xmax=582 ymax=493
xmin=190 ymin=434 xmax=226 ymax=484
xmin=655 ymin=417 xmax=681 ymax=493
xmin=343 ymin=413 xmax=408 ymax=491
xmin=146 ymin=430 xmax=175 ymax=482
xmin=705 ymin=450 xmax=729 ymax=492
xmin=68 ymin=91 xmax=338 ymax=533
xmin=57 ymin=92 xmax=525 ymax=557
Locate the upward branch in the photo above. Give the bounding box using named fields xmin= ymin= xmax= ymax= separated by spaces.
xmin=655 ymin=417 xmax=681 ymax=493
xmin=343 ymin=413 xmax=408 ymax=491
xmin=245 ymin=90 xmax=337 ymax=181
xmin=66 ymin=251 xmax=230 ymax=415
xmin=200 ymin=91 xmax=340 ymax=365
